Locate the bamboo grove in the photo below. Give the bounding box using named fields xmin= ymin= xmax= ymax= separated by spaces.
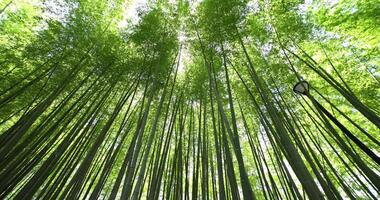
xmin=0 ymin=0 xmax=379 ymax=199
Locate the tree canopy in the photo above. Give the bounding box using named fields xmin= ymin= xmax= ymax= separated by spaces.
xmin=0 ymin=0 xmax=379 ymax=199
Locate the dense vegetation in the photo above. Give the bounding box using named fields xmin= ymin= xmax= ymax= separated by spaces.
xmin=0 ymin=0 xmax=379 ymax=199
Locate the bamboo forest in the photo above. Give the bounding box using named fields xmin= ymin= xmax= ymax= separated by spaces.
xmin=0 ymin=0 xmax=379 ymax=199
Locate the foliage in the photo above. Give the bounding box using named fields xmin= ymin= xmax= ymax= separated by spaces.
xmin=0 ymin=0 xmax=379 ymax=199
